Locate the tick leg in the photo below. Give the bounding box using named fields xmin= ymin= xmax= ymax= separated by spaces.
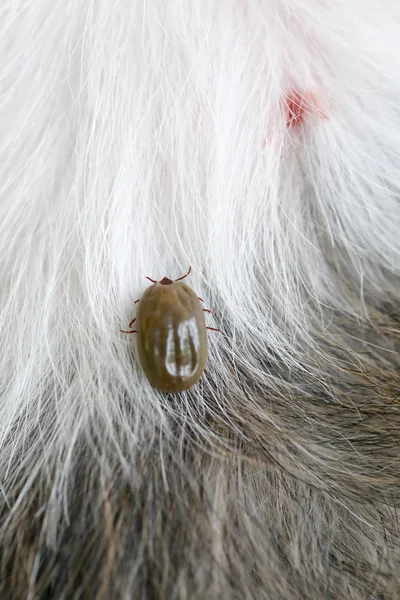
xmin=174 ymin=266 xmax=191 ymax=282
xmin=203 ymin=309 xmax=211 ymax=313
xmin=198 ymin=297 xmax=204 ymax=302
xmin=207 ymin=327 xmax=220 ymax=331
xmin=120 ymin=329 xmax=137 ymax=334
xmin=146 ymin=276 xmax=157 ymax=283
xmin=134 ymin=299 xmax=140 ymax=304
xmin=129 ymin=317 xmax=136 ymax=327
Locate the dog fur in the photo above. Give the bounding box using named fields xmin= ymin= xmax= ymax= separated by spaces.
xmin=1 ymin=1 xmax=400 ymax=598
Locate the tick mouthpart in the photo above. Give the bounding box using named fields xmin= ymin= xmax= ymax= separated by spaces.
xmin=160 ymin=277 xmax=173 ymax=285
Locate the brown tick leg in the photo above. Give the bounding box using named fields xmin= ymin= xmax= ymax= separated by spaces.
xmin=134 ymin=299 xmax=140 ymax=304
xmin=198 ymin=297 xmax=204 ymax=302
xmin=203 ymin=309 xmax=211 ymax=313
xmin=174 ymin=266 xmax=191 ymax=282
xmin=120 ymin=329 xmax=137 ymax=334
xmin=128 ymin=317 xmax=136 ymax=327
xmin=146 ymin=276 xmax=157 ymax=283
xmin=207 ymin=327 xmax=219 ymax=331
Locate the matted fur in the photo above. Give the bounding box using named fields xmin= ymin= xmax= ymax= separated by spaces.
xmin=1 ymin=0 xmax=400 ymax=598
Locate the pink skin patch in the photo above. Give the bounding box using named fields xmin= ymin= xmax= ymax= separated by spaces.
xmin=283 ymin=90 xmax=328 ymax=130
xmin=261 ymin=90 xmax=328 ymax=155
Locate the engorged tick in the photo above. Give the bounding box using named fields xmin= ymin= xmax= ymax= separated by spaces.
xmin=120 ymin=267 xmax=218 ymax=392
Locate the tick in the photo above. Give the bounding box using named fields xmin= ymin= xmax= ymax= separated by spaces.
xmin=121 ymin=267 xmax=218 ymax=393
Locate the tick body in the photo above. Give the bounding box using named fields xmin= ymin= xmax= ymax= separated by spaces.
xmin=121 ymin=268 xmax=213 ymax=393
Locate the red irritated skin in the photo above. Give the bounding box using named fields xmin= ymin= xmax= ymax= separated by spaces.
xmin=136 ymin=280 xmax=208 ymax=392
xmin=284 ymin=89 xmax=327 ymax=130
xmin=120 ymin=268 xmax=218 ymax=392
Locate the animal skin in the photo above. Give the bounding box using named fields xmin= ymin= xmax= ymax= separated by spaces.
xmin=0 ymin=1 xmax=400 ymax=598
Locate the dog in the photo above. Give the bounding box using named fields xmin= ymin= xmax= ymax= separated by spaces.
xmin=1 ymin=1 xmax=399 ymax=598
